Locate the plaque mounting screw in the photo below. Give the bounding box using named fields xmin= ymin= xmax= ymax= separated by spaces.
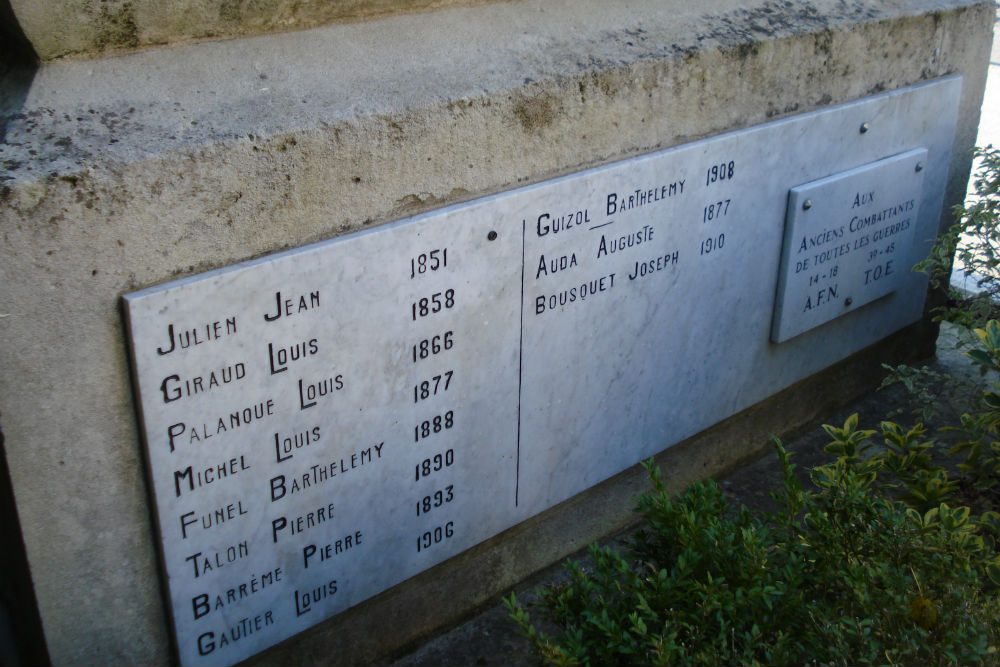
xmin=802 ymin=199 xmax=812 ymax=210
xmin=915 ymin=162 xmax=924 ymax=172
xmin=860 ymin=122 xmax=870 ymax=134
xmin=845 ymin=297 xmax=854 ymax=307
xmin=487 ymin=230 xmax=498 ymax=241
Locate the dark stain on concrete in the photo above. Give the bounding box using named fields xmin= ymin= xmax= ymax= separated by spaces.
xmin=92 ymin=0 xmax=140 ymax=51
xmin=394 ymin=188 xmax=471 ymax=217
xmin=813 ymin=27 xmax=834 ymax=56
xmin=219 ymin=0 xmax=244 ymax=23
xmin=699 ymin=0 xmax=836 ymax=47
xmin=513 ymin=92 xmax=561 ymax=132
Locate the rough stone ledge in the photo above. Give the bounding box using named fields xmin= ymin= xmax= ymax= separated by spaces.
xmin=9 ymin=0 xmax=513 ymax=62
xmin=0 ymin=0 xmax=987 ymax=170
xmin=1 ymin=1 xmax=992 ymax=286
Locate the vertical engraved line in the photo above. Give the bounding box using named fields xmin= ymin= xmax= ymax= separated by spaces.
xmin=516 ymin=218 xmax=525 ymax=507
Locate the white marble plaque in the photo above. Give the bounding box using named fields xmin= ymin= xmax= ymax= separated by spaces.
xmin=772 ymin=149 xmax=927 ymax=342
xmin=124 ymin=76 xmax=961 ymax=666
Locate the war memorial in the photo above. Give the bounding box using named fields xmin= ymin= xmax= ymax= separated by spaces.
xmin=0 ymin=0 xmax=995 ymax=664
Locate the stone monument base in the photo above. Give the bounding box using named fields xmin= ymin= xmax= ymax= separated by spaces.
xmin=0 ymin=1 xmax=992 ymax=664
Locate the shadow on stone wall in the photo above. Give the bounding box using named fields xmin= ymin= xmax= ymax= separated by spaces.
xmin=0 ymin=0 xmax=38 ymax=146
xmin=0 ymin=418 xmax=50 ymax=666
xmin=0 ymin=0 xmax=36 ymax=67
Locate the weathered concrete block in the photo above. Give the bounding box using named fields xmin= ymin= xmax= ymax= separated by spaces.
xmin=8 ymin=0 xmax=509 ymax=61
xmin=0 ymin=1 xmax=993 ymax=664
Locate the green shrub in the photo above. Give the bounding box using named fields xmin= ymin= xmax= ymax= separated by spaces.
xmin=917 ymin=145 xmax=1000 ymax=328
xmin=507 ymin=434 xmax=1000 ymax=665
xmin=881 ymin=146 xmax=1000 ymax=424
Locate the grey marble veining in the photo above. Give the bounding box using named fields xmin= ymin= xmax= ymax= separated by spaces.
xmin=123 ymin=76 xmax=960 ymax=666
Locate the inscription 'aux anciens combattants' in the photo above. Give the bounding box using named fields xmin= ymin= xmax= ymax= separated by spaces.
xmin=794 ymin=189 xmax=916 ymax=313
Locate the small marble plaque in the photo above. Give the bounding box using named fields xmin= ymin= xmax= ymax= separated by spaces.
xmin=772 ymin=149 xmax=927 ymax=342
xmin=124 ymin=77 xmax=960 ymax=666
